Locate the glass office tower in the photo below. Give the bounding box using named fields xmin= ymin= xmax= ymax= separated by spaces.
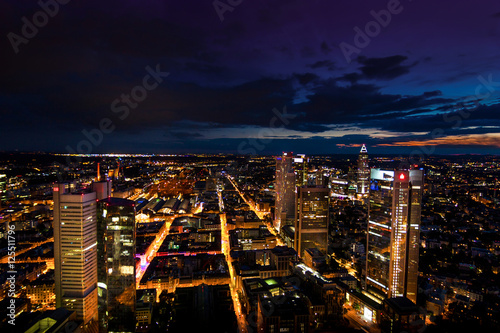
xmin=97 ymin=197 xmax=136 ymax=332
xmin=295 ymin=186 xmax=329 ymax=258
xmin=366 ymin=169 xmax=423 ymax=304
xmin=294 ymin=154 xmax=309 ymax=187
xmin=275 ymin=152 xmax=296 ymax=232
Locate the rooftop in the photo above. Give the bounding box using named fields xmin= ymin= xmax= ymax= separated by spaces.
xmin=99 ymin=197 xmax=135 ymax=207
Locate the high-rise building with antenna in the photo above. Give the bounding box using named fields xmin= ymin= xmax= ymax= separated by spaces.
xmin=366 ymin=169 xmax=423 ymax=304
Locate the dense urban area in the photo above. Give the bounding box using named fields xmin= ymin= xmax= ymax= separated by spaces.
xmin=0 ymin=150 xmax=499 ymax=333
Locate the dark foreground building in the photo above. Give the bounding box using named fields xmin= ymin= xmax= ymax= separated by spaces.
xmin=170 ymin=284 xmax=237 ymax=333
xmin=380 ymin=297 xmax=425 ymax=333
xmin=257 ymin=294 xmax=311 ymax=333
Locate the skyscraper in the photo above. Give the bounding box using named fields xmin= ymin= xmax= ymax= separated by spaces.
xmin=315 ymin=167 xmax=326 ymax=186
xmin=53 ymin=184 xmax=98 ymax=325
xmin=275 ymin=152 xmax=296 ymax=232
xmin=357 ymin=144 xmax=369 ymax=196
xmin=0 ymin=174 xmax=6 ymax=206
xmin=97 ymin=197 xmax=136 ymax=332
xmin=366 ymin=169 xmax=423 ymax=303
xmin=293 ymin=154 xmax=309 ymax=187
xmin=294 ymin=186 xmax=329 ymax=258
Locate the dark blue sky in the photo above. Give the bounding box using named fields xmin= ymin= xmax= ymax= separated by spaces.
xmin=1 ymin=0 xmax=499 ymax=155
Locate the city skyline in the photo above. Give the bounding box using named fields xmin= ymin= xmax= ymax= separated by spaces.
xmin=1 ymin=1 xmax=499 ymax=332
xmin=1 ymin=1 xmax=499 ymax=155
xmin=0 ymin=152 xmax=499 ymax=332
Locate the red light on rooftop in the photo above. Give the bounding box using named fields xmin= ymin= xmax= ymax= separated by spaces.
xmin=399 ymin=173 xmax=405 ymax=180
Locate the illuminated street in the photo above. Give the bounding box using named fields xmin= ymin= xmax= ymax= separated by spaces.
xmin=136 ymin=216 xmax=173 ymax=286
xmin=330 ymin=252 xmax=357 ymax=276
xmin=344 ymin=307 xmax=380 ymax=333
xmin=225 ymin=174 xmax=284 ymax=246
xmin=0 ymin=237 xmax=54 ymax=264
xmin=219 ymin=191 xmax=248 ymax=333
xmin=225 ymin=174 xmax=268 ymax=220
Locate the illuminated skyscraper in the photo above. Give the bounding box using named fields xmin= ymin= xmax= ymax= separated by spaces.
xmin=315 ymin=167 xmax=326 ymax=186
xmin=275 ymin=152 xmax=296 ymax=232
xmin=97 ymin=197 xmax=136 ymax=332
xmin=294 ymin=186 xmax=329 ymax=258
xmin=0 ymin=174 xmax=6 ymax=206
xmin=366 ymin=169 xmax=423 ymax=304
xmin=357 ymin=144 xmax=369 ymax=196
xmin=293 ymin=154 xmax=309 ymax=187
xmin=53 ymin=184 xmax=98 ymax=325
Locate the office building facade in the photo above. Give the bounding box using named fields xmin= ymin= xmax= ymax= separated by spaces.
xmin=366 ymin=169 xmax=423 ymax=303
xmin=275 ymin=152 xmax=296 ymax=232
xmin=53 ymin=184 xmax=98 ymax=325
xmin=293 ymin=154 xmax=309 ymax=187
xmin=294 ymin=186 xmax=329 ymax=258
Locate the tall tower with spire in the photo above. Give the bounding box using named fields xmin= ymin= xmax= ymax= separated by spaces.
xmin=357 ymin=144 xmax=369 ymax=196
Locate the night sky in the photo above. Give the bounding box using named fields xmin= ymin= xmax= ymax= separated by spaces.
xmin=1 ymin=0 xmax=499 ymax=155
